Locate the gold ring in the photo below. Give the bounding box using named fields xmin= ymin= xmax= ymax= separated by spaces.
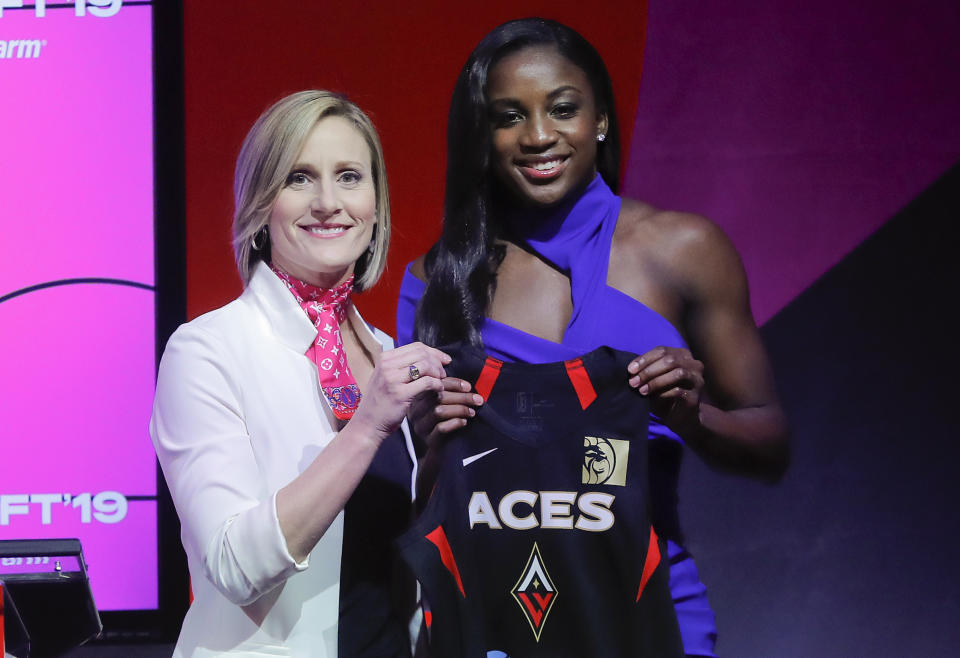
xmin=408 ymin=364 xmax=421 ymax=381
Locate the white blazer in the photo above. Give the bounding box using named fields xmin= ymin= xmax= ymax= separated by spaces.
xmin=150 ymin=262 xmax=416 ymax=657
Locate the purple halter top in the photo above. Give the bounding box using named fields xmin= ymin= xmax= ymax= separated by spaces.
xmin=396 ymin=174 xmax=718 ymax=656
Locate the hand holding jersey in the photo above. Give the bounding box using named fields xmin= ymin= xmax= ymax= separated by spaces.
xmin=409 ymin=375 xmax=483 ymax=443
xmin=408 ymin=367 xmax=485 ymax=503
xmin=350 ymin=341 xmax=450 ymax=442
xmin=415 ymin=344 xmax=709 ymax=445
xmin=627 ymin=345 xmax=705 ymax=435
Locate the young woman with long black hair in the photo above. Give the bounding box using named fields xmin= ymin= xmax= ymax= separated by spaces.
xmin=397 ymin=19 xmax=788 ymax=657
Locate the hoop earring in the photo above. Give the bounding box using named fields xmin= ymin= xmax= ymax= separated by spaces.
xmin=252 ymin=227 xmax=268 ymax=251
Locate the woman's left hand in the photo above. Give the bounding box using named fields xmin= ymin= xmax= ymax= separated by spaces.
xmin=627 ymin=345 xmax=704 ymax=434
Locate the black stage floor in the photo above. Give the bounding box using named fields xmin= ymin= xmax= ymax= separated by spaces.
xmin=63 ymin=644 xmax=175 ymax=657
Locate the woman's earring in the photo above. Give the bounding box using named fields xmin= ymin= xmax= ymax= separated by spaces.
xmin=252 ymin=227 xmax=268 ymax=251
xmin=597 ymin=133 xmax=607 ymax=142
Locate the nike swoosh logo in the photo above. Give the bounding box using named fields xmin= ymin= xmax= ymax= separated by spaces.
xmin=462 ymin=447 xmax=498 ymax=467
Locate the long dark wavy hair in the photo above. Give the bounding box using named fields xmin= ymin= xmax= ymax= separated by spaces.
xmin=415 ymin=17 xmax=621 ymax=347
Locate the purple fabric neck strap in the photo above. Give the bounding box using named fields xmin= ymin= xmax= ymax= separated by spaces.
xmin=504 ymin=174 xmax=618 ymax=274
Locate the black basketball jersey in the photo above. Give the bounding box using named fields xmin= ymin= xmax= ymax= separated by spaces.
xmin=398 ymin=345 xmax=683 ymax=658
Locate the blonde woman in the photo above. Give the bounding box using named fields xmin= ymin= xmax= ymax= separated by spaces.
xmin=152 ymin=90 xmax=445 ymax=657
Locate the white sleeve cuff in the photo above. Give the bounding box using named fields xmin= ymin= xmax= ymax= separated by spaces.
xmin=204 ymin=492 xmax=308 ymax=606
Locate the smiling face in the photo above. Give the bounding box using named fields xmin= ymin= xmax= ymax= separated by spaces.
xmin=268 ymin=115 xmax=377 ymax=288
xmin=486 ymin=45 xmax=608 ymax=208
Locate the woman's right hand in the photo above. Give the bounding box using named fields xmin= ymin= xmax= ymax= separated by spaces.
xmin=408 ymin=374 xmax=483 ymax=504
xmin=350 ymin=342 xmax=450 ymax=441
xmin=410 ymin=377 xmax=484 ymax=448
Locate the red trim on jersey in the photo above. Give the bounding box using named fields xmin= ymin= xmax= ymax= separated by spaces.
xmin=636 ymin=527 xmax=662 ymax=601
xmin=424 ymin=610 xmax=433 ymax=628
xmin=564 ymin=358 xmax=597 ymax=409
xmin=426 ymin=525 xmax=466 ymax=597
xmin=474 ymin=357 xmax=503 ymax=401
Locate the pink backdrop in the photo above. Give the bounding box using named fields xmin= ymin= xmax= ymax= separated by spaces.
xmin=0 ymin=4 xmax=157 ymax=611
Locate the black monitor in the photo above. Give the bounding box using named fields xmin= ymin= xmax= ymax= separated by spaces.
xmin=0 ymin=539 xmax=101 ymax=657
xmin=2 ymin=580 xmax=30 ymax=658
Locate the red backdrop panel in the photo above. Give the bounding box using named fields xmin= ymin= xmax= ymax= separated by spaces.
xmin=184 ymin=1 xmax=647 ymax=333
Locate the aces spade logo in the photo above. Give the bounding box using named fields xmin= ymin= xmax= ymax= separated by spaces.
xmin=511 ymin=542 xmax=558 ymax=641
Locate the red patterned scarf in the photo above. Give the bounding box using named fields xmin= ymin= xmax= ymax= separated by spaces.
xmin=270 ymin=264 xmax=362 ymax=420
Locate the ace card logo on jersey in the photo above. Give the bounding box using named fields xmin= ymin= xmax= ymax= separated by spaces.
xmin=582 ymin=435 xmax=629 ymax=486
xmin=511 ymin=542 xmax=558 ymax=641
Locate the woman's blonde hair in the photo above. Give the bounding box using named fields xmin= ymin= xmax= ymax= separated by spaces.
xmin=232 ymin=90 xmax=390 ymax=290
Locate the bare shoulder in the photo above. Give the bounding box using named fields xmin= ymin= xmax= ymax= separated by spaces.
xmin=409 ymin=254 xmax=427 ymax=282
xmin=612 ymin=198 xmax=745 ymax=296
xmin=615 ymin=199 xmax=735 ymax=260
